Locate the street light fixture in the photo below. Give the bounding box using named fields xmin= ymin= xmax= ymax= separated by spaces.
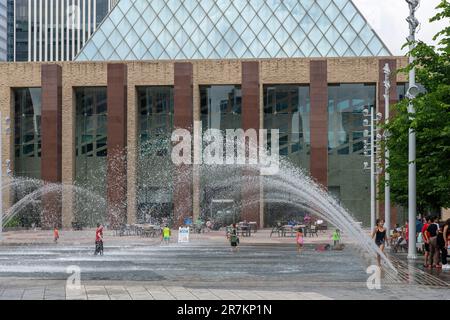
xmin=362 ymin=105 xmax=383 ymax=231
xmin=406 ymin=0 xmax=420 ymax=260
xmin=383 ymin=63 xmax=392 ymax=237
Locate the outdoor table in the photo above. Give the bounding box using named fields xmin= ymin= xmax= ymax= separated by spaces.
xmin=283 ymin=225 xmax=304 ymax=237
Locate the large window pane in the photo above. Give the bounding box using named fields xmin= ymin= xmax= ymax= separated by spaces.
xmin=200 ymin=85 xmax=242 ymax=223
xmin=75 ymin=87 xmax=107 ymax=226
xmin=328 ymin=83 xmax=375 ymax=226
xmin=263 ymin=84 xmax=310 ymax=226
xmin=13 ymin=88 xmax=42 ymax=227
xmin=136 ymin=86 xmax=174 ymax=224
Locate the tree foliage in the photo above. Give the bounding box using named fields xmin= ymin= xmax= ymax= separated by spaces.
xmin=383 ymin=0 xmax=450 ymax=214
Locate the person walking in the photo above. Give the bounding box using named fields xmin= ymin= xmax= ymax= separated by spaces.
xmin=94 ymin=223 xmax=104 ymax=256
xmin=372 ymin=219 xmax=387 ymax=267
xmin=421 ymin=216 xmax=431 ymax=268
xmin=53 ymin=226 xmax=60 ymax=244
xmin=427 ymin=216 xmax=440 ymax=268
xmin=296 ymin=228 xmax=304 ymax=253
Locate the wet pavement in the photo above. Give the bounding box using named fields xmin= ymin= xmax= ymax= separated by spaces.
xmin=0 ymin=239 xmax=448 ymax=300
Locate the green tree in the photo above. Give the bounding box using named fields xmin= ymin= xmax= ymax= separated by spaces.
xmin=382 ymin=0 xmax=450 ymax=215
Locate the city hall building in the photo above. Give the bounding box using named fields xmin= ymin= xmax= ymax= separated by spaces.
xmin=0 ymin=0 xmax=409 ymax=229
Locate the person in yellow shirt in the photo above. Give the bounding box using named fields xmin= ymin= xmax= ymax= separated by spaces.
xmin=332 ymin=229 xmax=341 ymax=246
xmin=162 ymin=225 xmax=171 ymax=244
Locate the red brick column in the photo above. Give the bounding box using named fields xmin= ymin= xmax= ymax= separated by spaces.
xmin=310 ymin=60 xmax=328 ymax=189
xmin=378 ymin=59 xmax=398 ymax=227
xmin=107 ymin=63 xmax=128 ymax=228
xmin=241 ymin=61 xmax=261 ymax=226
xmin=41 ymin=64 xmax=63 ymax=229
xmin=173 ymin=62 xmax=193 ymax=227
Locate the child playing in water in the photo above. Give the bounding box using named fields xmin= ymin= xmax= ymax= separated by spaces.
xmin=229 ymin=227 xmax=240 ymax=252
xmin=53 ymin=226 xmax=59 ymax=244
xmin=296 ymin=228 xmax=304 ymax=253
xmin=162 ymin=225 xmax=171 ymax=244
xmin=332 ymin=229 xmax=341 ymax=246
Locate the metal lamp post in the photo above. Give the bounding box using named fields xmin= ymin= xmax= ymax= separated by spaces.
xmin=406 ymin=0 xmax=420 ymax=260
xmin=383 ymin=63 xmax=391 ymax=236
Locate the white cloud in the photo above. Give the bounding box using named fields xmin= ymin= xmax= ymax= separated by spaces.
xmin=353 ymin=0 xmax=448 ymax=55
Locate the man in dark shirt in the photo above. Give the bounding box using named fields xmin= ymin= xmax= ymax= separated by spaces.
xmin=427 ymin=217 xmax=440 ymax=268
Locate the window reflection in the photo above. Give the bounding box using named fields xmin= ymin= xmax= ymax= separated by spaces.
xmin=75 ymin=87 xmax=108 ymax=226
xmin=13 ymin=87 xmax=42 ymax=227
xmin=264 ymin=85 xmax=310 ymax=159
xmin=137 ymin=87 xmax=174 ymax=223
xmin=327 ymin=83 xmax=375 ymax=226
xmin=200 ymin=85 xmax=242 ymax=130
xmin=263 ymin=85 xmax=310 ymax=227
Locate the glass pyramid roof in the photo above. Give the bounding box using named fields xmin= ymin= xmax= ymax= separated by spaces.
xmin=76 ymin=0 xmax=392 ymax=61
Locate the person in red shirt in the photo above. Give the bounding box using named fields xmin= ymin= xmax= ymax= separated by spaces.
xmin=94 ymin=223 xmax=104 ymax=256
xmin=53 ymin=226 xmax=59 ymax=244
xmin=405 ymin=222 xmax=409 ymax=242
xmin=421 ymin=216 xmax=431 ymax=267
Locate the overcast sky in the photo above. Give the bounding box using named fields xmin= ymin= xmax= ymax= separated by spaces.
xmin=353 ymin=0 xmax=448 ymax=55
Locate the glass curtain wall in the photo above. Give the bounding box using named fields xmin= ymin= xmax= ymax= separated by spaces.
xmin=136 ymin=86 xmax=174 ymax=224
xmin=328 ymin=83 xmax=375 ymax=226
xmin=200 ymin=85 xmax=242 ymax=225
xmin=263 ymin=85 xmax=310 ymax=226
xmin=74 ymin=87 xmax=107 ymax=226
xmin=13 ymin=88 xmax=42 ymax=227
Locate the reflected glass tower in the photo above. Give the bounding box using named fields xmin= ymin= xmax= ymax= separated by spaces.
xmin=6 ymin=0 xmax=116 ymax=61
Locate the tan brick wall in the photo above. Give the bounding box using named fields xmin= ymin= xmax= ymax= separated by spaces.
xmin=0 ymin=63 xmax=41 ymax=217
xmin=0 ymin=57 xmax=409 ymax=226
xmin=193 ymin=60 xmax=242 ymax=85
xmin=261 ymin=59 xmax=310 ymax=84
xmin=61 ymin=62 xmax=107 ymax=227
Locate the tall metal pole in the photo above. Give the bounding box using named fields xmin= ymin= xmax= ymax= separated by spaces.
xmin=406 ymin=0 xmax=419 ymax=260
xmin=370 ymin=105 xmax=376 ymax=231
xmin=384 ymin=64 xmax=391 ymax=236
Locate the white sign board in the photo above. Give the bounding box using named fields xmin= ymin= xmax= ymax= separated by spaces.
xmin=178 ymin=227 xmax=190 ymax=243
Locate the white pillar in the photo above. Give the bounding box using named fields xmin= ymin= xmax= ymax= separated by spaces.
xmin=82 ymin=0 xmax=86 ymax=45
xmin=93 ymin=0 xmax=96 ymax=31
xmin=13 ymin=0 xmax=16 ymax=61
xmin=28 ymin=0 xmax=32 ymax=61
xmin=50 ymin=0 xmax=53 ymax=61
xmin=44 ymin=0 xmax=48 ymax=61
xmin=39 ymin=0 xmax=43 ymax=61
xmin=88 ymin=0 xmax=91 ymax=36
xmin=33 ymin=0 xmax=37 ymax=61
xmin=56 ymin=0 xmax=59 ymax=61
xmin=66 ymin=0 xmax=70 ymax=60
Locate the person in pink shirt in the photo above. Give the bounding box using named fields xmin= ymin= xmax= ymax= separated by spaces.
xmin=296 ymin=228 xmax=304 ymax=253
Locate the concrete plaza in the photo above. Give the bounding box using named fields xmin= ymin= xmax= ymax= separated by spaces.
xmin=0 ymin=229 xmax=448 ymax=300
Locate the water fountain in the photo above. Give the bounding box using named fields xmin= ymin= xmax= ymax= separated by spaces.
xmin=1 ymin=138 xmax=397 ymax=273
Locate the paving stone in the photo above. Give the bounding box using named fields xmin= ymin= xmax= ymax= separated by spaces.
xmin=209 ymin=289 xmax=242 ymax=300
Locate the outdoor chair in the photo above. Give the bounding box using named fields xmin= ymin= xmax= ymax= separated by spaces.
xmin=308 ymin=225 xmax=318 ymax=237
xmin=270 ymin=225 xmax=283 ymax=237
